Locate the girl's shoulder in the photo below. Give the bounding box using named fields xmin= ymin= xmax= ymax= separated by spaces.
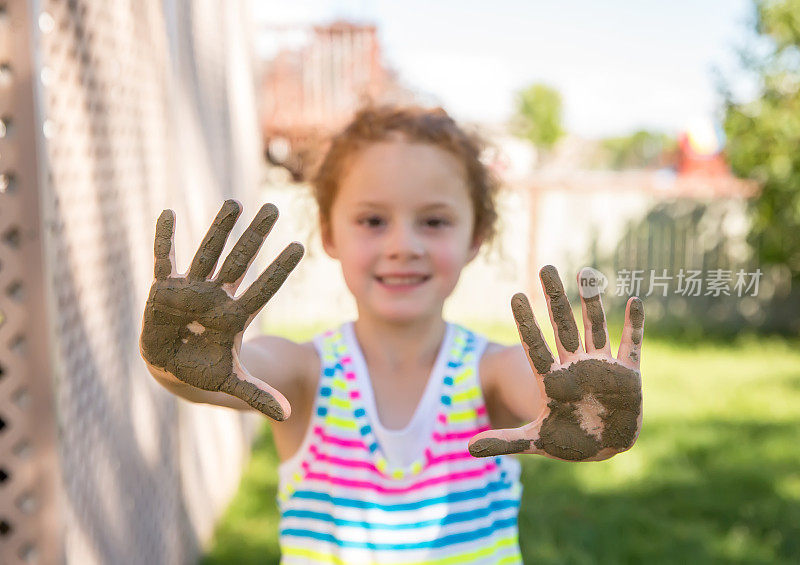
xmin=442 ymin=324 xmax=514 ymax=391
xmin=478 ymin=340 xmax=508 ymax=392
xmin=244 ymin=335 xmax=321 ymax=398
xmin=478 ymin=339 xmax=527 ymax=393
xmin=297 ymin=340 xmax=321 ymax=392
xmin=479 ymin=339 xmax=541 ymax=429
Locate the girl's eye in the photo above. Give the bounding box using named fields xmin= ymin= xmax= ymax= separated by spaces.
xmin=424 ymin=217 xmax=450 ymax=228
xmin=359 ymin=216 xmax=385 ymax=228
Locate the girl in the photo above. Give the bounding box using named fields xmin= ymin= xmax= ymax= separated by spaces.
xmin=140 ymin=106 xmax=644 ymax=564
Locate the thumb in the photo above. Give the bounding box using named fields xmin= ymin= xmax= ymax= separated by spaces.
xmin=467 ymin=422 xmax=540 ymax=458
xmin=219 ymin=353 xmax=292 ymax=421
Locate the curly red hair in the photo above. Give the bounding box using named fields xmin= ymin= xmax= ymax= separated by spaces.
xmin=312 ymin=105 xmax=499 ymax=246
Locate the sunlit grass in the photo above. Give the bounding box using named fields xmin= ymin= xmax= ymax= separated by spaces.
xmin=203 ymin=325 xmax=800 ymax=564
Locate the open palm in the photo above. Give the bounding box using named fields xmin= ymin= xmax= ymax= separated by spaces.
xmin=469 ymin=265 xmax=644 ymax=462
xmin=139 ymin=200 xmax=303 ymax=421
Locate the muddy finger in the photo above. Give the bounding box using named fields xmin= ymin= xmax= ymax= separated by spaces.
xmin=188 ymin=199 xmax=242 ymax=281
xmin=237 ymin=241 xmax=304 ymax=316
xmin=154 ymin=209 xmax=176 ymax=280
xmin=220 ymin=368 xmax=291 ymax=421
xmin=468 ymin=425 xmax=537 ymax=458
xmin=217 ymin=203 xmax=279 ymax=287
xmin=540 ymin=265 xmax=583 ymax=361
xmin=617 ymin=297 xmax=645 ymax=367
xmin=511 ymin=292 xmax=556 ymax=376
xmin=577 ymin=267 xmax=612 ymax=354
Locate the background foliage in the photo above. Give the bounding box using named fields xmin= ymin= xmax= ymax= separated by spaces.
xmin=512 ymin=82 xmax=565 ymax=151
xmin=598 ymin=130 xmax=676 ymax=170
xmin=724 ymin=0 xmax=800 ymax=282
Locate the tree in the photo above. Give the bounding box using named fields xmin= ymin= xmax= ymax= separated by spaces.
xmin=512 ymin=83 xmax=565 ymax=150
xmin=723 ymin=0 xmax=800 ymax=279
xmin=598 ymin=130 xmax=677 ymax=170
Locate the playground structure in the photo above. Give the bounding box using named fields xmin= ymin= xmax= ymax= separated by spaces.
xmin=259 ymin=22 xmax=414 ymax=180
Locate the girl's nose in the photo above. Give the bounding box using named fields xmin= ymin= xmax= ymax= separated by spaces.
xmin=385 ymin=222 xmax=424 ymax=259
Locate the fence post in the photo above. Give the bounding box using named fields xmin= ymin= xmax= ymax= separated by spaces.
xmin=0 ymin=0 xmax=64 ymax=562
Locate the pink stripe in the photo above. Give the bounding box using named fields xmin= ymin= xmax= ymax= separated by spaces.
xmin=344 ymin=371 xmax=356 ymax=380
xmin=313 ymin=426 xmax=367 ymax=449
xmin=438 ymin=414 xmax=447 ymax=424
xmin=350 ymin=390 xmax=360 ymax=399
xmin=311 ymin=429 xmax=485 ymax=472
xmin=304 ymin=463 xmax=496 ymax=494
xmin=310 ymin=444 xmax=375 ymax=471
xmin=340 ymin=356 xmax=352 ymax=364
xmin=476 ymin=405 xmax=487 ymax=416
xmin=433 ymin=426 xmax=490 ymax=442
xmin=423 ymin=447 xmax=471 ymax=464
xmin=428 ymin=450 xmax=473 ymax=464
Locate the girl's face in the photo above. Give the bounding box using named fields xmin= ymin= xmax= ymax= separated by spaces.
xmin=322 ymin=140 xmax=481 ymax=325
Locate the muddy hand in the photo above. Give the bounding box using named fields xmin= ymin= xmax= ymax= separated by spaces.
xmin=468 ymin=265 xmax=643 ymax=461
xmin=139 ymin=200 xmax=304 ymax=421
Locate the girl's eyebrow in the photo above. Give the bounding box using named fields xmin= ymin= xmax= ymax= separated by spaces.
xmin=353 ymin=201 xmax=455 ymax=210
xmin=354 ymin=201 xmax=387 ymax=209
xmin=419 ymin=202 xmax=455 ymax=211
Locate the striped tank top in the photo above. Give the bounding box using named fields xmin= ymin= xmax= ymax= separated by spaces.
xmin=276 ymin=322 xmax=524 ymax=564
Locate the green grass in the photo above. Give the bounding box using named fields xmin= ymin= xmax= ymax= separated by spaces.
xmin=202 ymin=327 xmax=800 ymax=565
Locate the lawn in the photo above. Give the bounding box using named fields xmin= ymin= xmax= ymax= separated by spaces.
xmin=202 ymin=325 xmax=800 ymax=564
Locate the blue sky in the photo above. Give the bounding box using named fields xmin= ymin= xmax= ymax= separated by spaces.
xmin=252 ymin=0 xmax=757 ymax=138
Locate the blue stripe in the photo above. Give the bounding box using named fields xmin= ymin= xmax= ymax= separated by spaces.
xmin=285 ymin=479 xmax=515 ymax=512
xmin=282 ymin=498 xmax=520 ymax=530
xmin=282 ymin=325 xmax=521 ymax=555
xmin=280 ymin=516 xmax=519 ymax=550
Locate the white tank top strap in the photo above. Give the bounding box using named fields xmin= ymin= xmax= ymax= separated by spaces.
xmin=342 ymin=321 xmax=454 ymax=467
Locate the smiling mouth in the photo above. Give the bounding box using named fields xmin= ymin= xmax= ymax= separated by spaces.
xmin=375 ymin=275 xmax=431 ymax=286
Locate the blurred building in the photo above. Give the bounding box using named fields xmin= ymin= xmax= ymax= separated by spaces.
xmin=258 ymin=21 xmax=415 ymax=180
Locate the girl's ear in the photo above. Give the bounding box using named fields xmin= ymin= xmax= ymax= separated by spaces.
xmin=321 ymin=219 xmax=339 ymax=259
xmin=466 ymin=233 xmax=484 ymax=264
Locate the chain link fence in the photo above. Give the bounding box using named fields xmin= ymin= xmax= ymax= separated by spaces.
xmin=1 ymin=1 xmax=266 ymax=563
